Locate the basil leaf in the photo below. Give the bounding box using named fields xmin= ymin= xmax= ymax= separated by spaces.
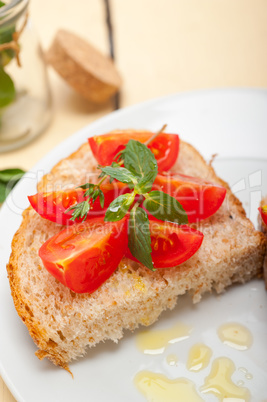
xmin=105 ymin=193 xmax=135 ymax=222
xmin=0 ymin=68 xmax=15 ymax=107
xmin=100 ymin=166 xmax=138 ymax=185
xmin=0 ymin=168 xmax=25 ymax=204
xmin=113 ymin=149 xmax=124 ymax=162
xmin=111 ymin=161 xmax=121 ymax=168
xmin=124 ymin=140 xmax=158 ymax=178
xmin=143 ymin=191 xmax=188 ymax=224
xmin=0 ymin=168 xmax=25 ymax=183
xmin=128 ymin=207 xmax=154 ymax=271
xmin=0 ymin=181 xmax=8 ymax=203
xmin=99 ymin=189 xmax=105 ymax=208
xmin=123 ymin=140 xmax=158 ymax=193
xmin=134 ymin=170 xmax=158 ymax=194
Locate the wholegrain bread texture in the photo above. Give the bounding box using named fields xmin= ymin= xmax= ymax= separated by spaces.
xmin=7 ymin=139 xmax=266 ymax=369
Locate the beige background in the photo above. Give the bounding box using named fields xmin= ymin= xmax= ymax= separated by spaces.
xmin=1 ymin=0 xmax=266 ymax=400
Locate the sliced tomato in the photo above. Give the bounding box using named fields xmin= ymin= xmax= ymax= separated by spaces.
xmin=39 ymin=217 xmax=128 ymax=293
xmin=259 ymin=205 xmax=267 ymax=225
xmin=126 ymin=218 xmax=203 ymax=268
xmin=150 ymin=173 xmax=226 ymax=222
xmin=88 ymin=130 xmax=179 ymax=172
xmin=28 ymin=182 xmax=129 ymax=225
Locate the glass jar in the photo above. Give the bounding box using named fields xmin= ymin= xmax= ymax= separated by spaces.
xmin=0 ymin=0 xmax=52 ymax=152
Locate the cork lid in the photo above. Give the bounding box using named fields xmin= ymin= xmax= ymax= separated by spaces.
xmin=46 ymin=29 xmax=122 ymax=104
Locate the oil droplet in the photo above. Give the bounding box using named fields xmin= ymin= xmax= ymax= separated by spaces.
xmin=237 ymin=380 xmax=245 ymax=386
xmin=217 ymin=322 xmax=253 ymax=350
xmin=134 ymin=371 xmax=204 ymax=402
xmin=166 ymin=354 xmax=178 ymax=366
xmin=200 ymin=357 xmax=250 ymax=401
xmin=238 ymin=367 xmax=248 ymax=374
xmin=187 ymin=343 xmax=212 ymax=372
xmin=238 ymin=367 xmax=253 ymax=380
xmin=136 ymin=323 xmax=192 ymax=355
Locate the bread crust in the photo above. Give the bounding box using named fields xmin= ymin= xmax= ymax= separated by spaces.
xmin=6 ymin=137 xmax=266 ymax=369
xmin=259 ymin=197 xmax=267 ymax=288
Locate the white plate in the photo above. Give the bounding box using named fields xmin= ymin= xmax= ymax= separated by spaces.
xmin=1 ymin=89 xmax=267 ymax=402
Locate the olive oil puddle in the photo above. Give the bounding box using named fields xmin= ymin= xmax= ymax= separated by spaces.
xmin=134 ymin=321 xmax=253 ymax=401
xmin=200 ymin=357 xmax=250 ymax=401
xmin=136 ymin=323 xmax=192 ymax=355
xmin=134 ymin=371 xmax=204 ymax=402
xmin=217 ymin=323 xmax=253 ymax=351
xmin=187 ymin=343 xmax=212 ymax=372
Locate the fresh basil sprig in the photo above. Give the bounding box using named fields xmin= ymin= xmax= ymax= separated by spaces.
xmin=0 ymin=168 xmax=25 ymax=203
xmin=68 ymin=137 xmax=188 ymax=271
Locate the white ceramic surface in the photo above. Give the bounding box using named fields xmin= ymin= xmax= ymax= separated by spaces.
xmin=0 ymin=89 xmax=267 ymax=401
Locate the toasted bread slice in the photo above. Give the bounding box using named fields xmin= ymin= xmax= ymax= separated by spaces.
xmin=7 ymin=139 xmax=266 ymax=370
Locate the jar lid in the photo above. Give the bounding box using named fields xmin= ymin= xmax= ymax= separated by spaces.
xmin=46 ymin=29 xmax=122 ymax=104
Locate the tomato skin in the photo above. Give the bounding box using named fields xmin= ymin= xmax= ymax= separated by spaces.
xmin=88 ymin=130 xmax=179 ymax=172
xmin=28 ymin=182 xmax=130 ymax=225
xmin=259 ymin=206 xmax=267 ymax=225
xmin=39 ymin=217 xmax=128 ymax=293
xmin=126 ymin=218 xmax=204 ymax=268
xmin=151 ymin=173 xmax=226 ymax=222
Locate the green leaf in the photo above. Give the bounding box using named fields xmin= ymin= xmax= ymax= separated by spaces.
xmin=67 ymin=201 xmax=90 ymax=221
xmin=0 ymin=168 xmax=25 ymax=183
xmin=123 ymin=140 xmax=158 ymax=178
xmin=98 ymin=171 xmax=106 ymax=179
xmin=113 ymin=149 xmax=124 ymax=162
xmin=79 ymin=182 xmax=95 ymax=197
xmin=123 ymin=140 xmax=158 ymax=193
xmin=111 ymin=161 xmax=121 ymax=168
xmin=105 ymin=193 xmax=135 ymax=222
xmin=0 ymin=2 xmax=6 ymax=8
xmin=100 ymin=166 xmax=138 ymax=186
xmin=0 ymin=181 xmax=8 ymax=203
xmin=0 ymin=167 xmax=25 ymax=204
xmin=143 ymin=191 xmax=188 ymax=224
xmin=128 ymin=207 xmax=154 ymax=271
xmin=0 ymin=17 xmax=16 ymax=67
xmin=134 ymin=170 xmax=158 ymax=194
xmin=0 ymin=68 xmax=15 ymax=107
xmin=99 ymin=189 xmax=105 ymax=208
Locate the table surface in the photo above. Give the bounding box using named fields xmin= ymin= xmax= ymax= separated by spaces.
xmin=1 ymin=0 xmax=267 ymax=400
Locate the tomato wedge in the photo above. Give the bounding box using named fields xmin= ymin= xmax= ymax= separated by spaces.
xmin=39 ymin=217 xmax=128 ymax=293
xmin=126 ymin=218 xmax=203 ymax=268
xmin=88 ymin=130 xmax=179 ymax=172
xmin=259 ymin=205 xmax=267 ymax=225
xmin=28 ymin=182 xmax=130 ymax=225
xmin=151 ymin=173 xmax=226 ymax=222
